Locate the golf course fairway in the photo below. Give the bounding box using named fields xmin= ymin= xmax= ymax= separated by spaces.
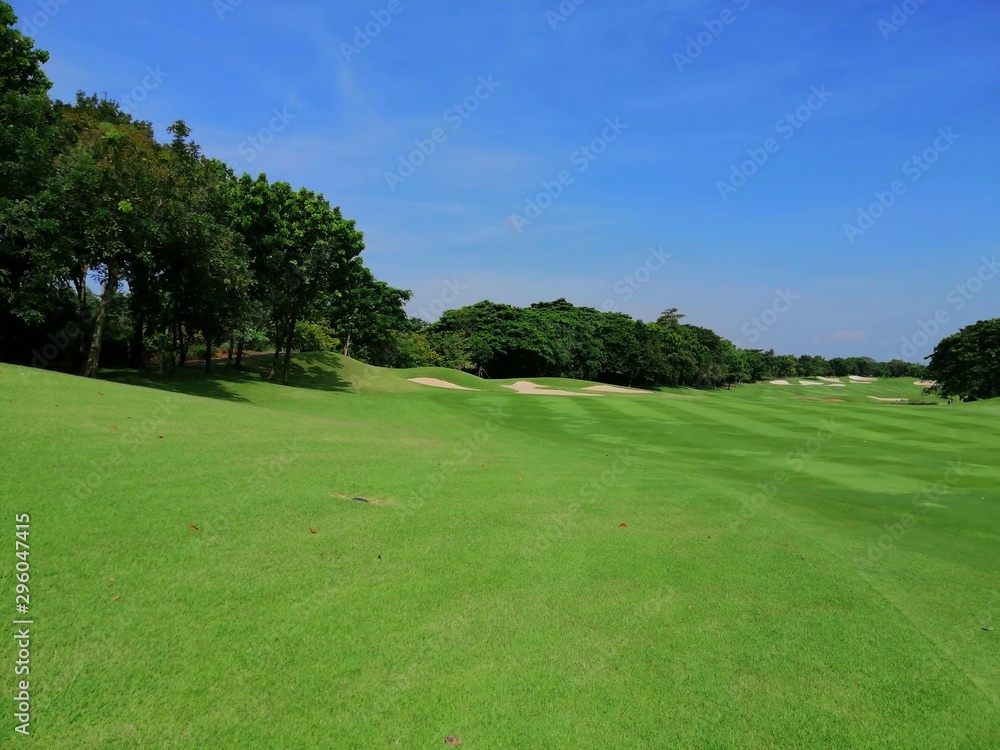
xmin=2 ymin=354 xmax=998 ymax=748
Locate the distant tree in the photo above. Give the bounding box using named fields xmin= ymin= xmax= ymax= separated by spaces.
xmin=797 ymin=354 xmax=829 ymax=378
xmin=925 ymin=319 xmax=1000 ymax=401
xmin=656 ymin=308 xmax=685 ymax=327
xmin=829 ymin=357 xmax=850 ymax=377
xmin=329 ymin=264 xmax=411 ymax=362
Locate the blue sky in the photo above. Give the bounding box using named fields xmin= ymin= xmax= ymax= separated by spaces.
xmin=15 ymin=0 xmax=1000 ymax=360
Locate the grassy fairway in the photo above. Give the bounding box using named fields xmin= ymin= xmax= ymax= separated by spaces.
xmin=2 ymin=356 xmax=998 ymax=748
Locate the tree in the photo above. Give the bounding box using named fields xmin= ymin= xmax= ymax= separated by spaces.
xmin=0 ymin=2 xmax=61 ymax=362
xmin=31 ymin=95 xmax=169 ymax=377
xmin=925 ymin=319 xmax=1000 ymax=401
xmin=232 ymin=175 xmax=365 ymax=384
xmin=328 ymin=264 xmax=411 ymax=362
xmin=0 ymin=2 xmax=54 ymax=201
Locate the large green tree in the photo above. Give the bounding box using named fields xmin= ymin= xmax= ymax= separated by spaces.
xmin=328 ymin=263 xmax=411 ymax=362
xmin=0 ymin=2 xmax=61 ymax=361
xmin=232 ymin=175 xmax=365 ymax=384
xmin=926 ymin=319 xmax=1000 ymax=401
xmin=34 ymin=96 xmax=170 ymax=376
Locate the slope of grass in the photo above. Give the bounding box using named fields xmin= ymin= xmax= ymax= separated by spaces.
xmin=1 ymin=359 xmax=998 ymax=748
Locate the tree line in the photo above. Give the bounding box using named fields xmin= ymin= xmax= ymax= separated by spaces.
xmin=11 ymin=4 xmax=997 ymax=399
xmin=365 ymin=300 xmax=927 ymax=388
xmin=0 ymin=4 xmax=410 ymax=383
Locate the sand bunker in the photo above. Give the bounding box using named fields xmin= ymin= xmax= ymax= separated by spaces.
xmin=503 ymin=381 xmax=600 ymax=397
xmin=869 ymin=396 xmax=908 ymax=403
xmin=799 ymin=380 xmax=826 ymax=386
xmin=914 ymin=380 xmax=937 ymax=387
xmin=583 ymin=385 xmax=654 ymax=395
xmin=770 ymin=380 xmax=791 ymax=386
xmin=849 ymin=376 xmax=878 ymax=383
xmin=408 ymin=378 xmax=477 ymax=391
xmin=818 ymin=377 xmax=842 ymax=383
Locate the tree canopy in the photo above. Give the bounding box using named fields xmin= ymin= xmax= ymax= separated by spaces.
xmin=0 ymin=3 xmax=951 ymax=393
xmin=926 ymin=319 xmax=1000 ymax=401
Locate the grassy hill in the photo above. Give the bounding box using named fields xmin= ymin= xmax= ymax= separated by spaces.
xmin=2 ymin=356 xmax=998 ymax=748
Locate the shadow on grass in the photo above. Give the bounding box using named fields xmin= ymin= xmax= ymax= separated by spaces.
xmin=278 ymin=352 xmax=353 ymax=393
xmin=101 ymin=366 xmax=253 ymax=404
xmin=100 ymin=352 xmax=354 ymax=404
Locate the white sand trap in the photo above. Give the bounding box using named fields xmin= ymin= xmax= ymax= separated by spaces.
xmin=408 ymin=378 xmax=477 ymax=391
xmin=503 ymin=381 xmax=600 ymax=397
xmin=583 ymin=385 xmax=654 ymax=394
xmin=914 ymin=380 xmax=937 ymax=387
xmin=869 ymin=396 xmax=908 ymax=403
xmin=770 ymin=380 xmax=791 ymax=386
xmin=849 ymin=376 xmax=878 ymax=383
xmin=818 ymin=377 xmax=842 ymax=383
xmin=799 ymin=380 xmax=826 ymax=386
xmin=827 ymin=384 xmax=847 ymax=388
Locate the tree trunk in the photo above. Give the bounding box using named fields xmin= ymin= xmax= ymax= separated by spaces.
xmin=281 ymin=318 xmax=296 ymax=386
xmin=343 ymin=333 xmax=352 ymax=358
xmin=236 ymin=338 xmax=245 ymax=370
xmin=225 ymin=337 xmax=235 ymax=375
xmin=80 ymin=267 xmax=119 ymax=378
xmin=269 ymin=340 xmax=282 ymax=380
xmin=73 ymin=271 xmax=90 ymax=367
xmin=170 ymin=304 xmax=179 ymax=374
xmin=129 ymin=313 xmax=145 ymax=369
xmin=205 ymin=337 xmax=212 ymax=374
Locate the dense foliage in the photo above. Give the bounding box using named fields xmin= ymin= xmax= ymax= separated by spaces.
xmin=0 ymin=5 xmax=409 ymax=384
xmin=0 ymin=5 xmax=935 ymax=390
xmin=925 ymin=319 xmax=1000 ymax=401
xmin=378 ymin=299 xmax=927 ymax=389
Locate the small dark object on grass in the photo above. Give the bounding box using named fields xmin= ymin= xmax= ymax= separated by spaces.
xmin=620 ymin=523 xmax=628 ymax=529
xmin=982 ymin=627 xmax=993 ymax=632
xmin=445 ymin=737 xmax=462 ymax=747
xmin=353 ymin=497 xmax=371 ymax=504
xmin=189 ymin=525 xmax=199 ymax=531
xmin=111 ymin=596 xmax=121 ymax=602
xmin=378 ymin=555 xmax=382 ymax=560
xmin=310 ymin=528 xmax=318 ymax=534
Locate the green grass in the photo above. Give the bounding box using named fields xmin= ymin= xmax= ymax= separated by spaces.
xmin=2 ymin=355 xmax=998 ymax=748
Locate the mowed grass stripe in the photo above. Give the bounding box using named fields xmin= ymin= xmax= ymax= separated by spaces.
xmin=2 ymin=359 xmax=999 ymax=748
